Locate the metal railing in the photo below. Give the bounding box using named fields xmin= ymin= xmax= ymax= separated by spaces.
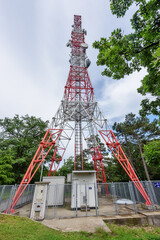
xmin=0 ymin=184 xmax=35 ymax=212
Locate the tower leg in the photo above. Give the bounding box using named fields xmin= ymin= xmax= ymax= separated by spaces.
xmin=99 ymin=130 xmax=151 ymax=205
xmin=90 ymin=146 xmax=109 ymax=194
xmin=48 ymin=145 xmax=65 ymax=176
xmin=5 ymin=129 xmax=62 ymax=213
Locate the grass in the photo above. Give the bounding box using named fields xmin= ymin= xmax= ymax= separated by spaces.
xmin=0 ymin=214 xmax=160 ymax=240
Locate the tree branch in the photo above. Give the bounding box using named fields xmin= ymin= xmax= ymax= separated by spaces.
xmin=135 ymin=41 xmax=159 ymax=54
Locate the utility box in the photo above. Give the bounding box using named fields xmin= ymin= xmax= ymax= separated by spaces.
xmin=71 ymin=171 xmax=98 ymax=209
xmin=30 ymin=182 xmax=49 ymax=220
xmin=43 ymin=176 xmax=65 ymax=206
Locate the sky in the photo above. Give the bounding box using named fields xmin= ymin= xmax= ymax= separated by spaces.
xmin=0 ymin=0 xmax=146 ymax=122
xmin=0 ymin=1 xmax=148 ymax=159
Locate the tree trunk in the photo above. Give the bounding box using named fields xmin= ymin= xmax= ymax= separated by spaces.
xmin=137 ymin=139 xmax=150 ymax=181
xmin=124 ymin=135 xmax=134 ymax=166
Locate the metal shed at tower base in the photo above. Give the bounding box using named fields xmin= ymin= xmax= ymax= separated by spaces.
xmin=71 ymin=171 xmax=98 ymax=209
xmin=43 ymin=176 xmax=65 ymax=206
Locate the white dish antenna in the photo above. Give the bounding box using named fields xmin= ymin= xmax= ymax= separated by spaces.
xmin=116 ymin=199 xmax=134 ymax=205
xmin=81 ymin=43 xmax=88 ymax=49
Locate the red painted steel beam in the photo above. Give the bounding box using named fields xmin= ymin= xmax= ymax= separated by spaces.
xmin=99 ymin=130 xmax=151 ymax=205
xmin=90 ymin=146 xmax=109 ymax=194
xmin=48 ymin=145 xmax=66 ymax=176
xmin=5 ymin=129 xmax=63 ymax=213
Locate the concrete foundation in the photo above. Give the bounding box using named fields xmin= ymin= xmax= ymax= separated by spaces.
xmin=14 ymin=202 xmax=160 ymax=227
xmin=30 ymin=182 xmax=49 ymax=221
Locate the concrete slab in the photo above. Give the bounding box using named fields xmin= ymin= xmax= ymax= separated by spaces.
xmin=138 ymin=211 xmax=160 ymax=227
xmin=13 ymin=203 xmax=160 ymax=228
xmin=103 ymin=214 xmax=147 ymax=226
xmin=42 ymin=216 xmax=111 ymax=233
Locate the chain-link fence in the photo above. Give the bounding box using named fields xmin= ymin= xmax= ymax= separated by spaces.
xmin=1 ymin=180 xmax=160 ymax=218
xmin=45 ymin=183 xmax=99 ymax=219
xmin=43 ymin=181 xmax=160 ymax=219
xmin=0 ymin=184 xmax=35 ymax=214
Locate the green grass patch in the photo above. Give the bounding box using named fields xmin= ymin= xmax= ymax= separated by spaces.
xmin=0 ymin=214 xmax=160 ymax=240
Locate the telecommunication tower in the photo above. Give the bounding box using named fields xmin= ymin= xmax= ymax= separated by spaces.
xmin=6 ymin=15 xmax=151 ymax=213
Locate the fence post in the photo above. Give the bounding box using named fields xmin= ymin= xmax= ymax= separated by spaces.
xmin=55 ymin=184 xmax=58 ymax=218
xmin=148 ymin=181 xmax=158 ymax=205
xmin=85 ymin=183 xmax=87 ymax=216
xmin=123 ymin=183 xmax=127 ymax=198
xmin=76 ymin=183 xmax=78 ymax=217
xmin=119 ymin=182 xmax=123 ymax=197
xmin=94 ymin=183 xmax=98 ymax=216
xmin=0 ymin=185 xmax=6 ymax=205
xmin=6 ymin=185 xmax=16 ymax=213
xmin=31 ymin=185 xmax=35 ymax=202
xmin=40 ymin=161 xmax=44 ymax=182
xmin=44 ymin=184 xmax=49 ymax=219
xmin=145 ymin=181 xmax=156 ymax=211
xmin=111 ymin=182 xmax=118 ymax=215
xmin=128 ymin=181 xmax=137 ymax=214
xmin=26 ymin=184 xmax=29 ymax=203
xmin=133 ymin=182 xmax=141 ymax=203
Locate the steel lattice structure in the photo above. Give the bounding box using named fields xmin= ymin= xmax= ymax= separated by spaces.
xmin=6 ymin=15 xmax=151 ymax=213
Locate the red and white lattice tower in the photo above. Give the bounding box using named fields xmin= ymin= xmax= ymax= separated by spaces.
xmin=6 ymin=15 xmax=151 ymax=213
xmin=49 ymin=15 xmax=108 ymax=186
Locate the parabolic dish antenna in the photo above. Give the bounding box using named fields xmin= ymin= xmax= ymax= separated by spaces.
xmin=116 ymin=199 xmax=134 ymax=205
xmin=81 ymin=43 xmax=88 ymax=49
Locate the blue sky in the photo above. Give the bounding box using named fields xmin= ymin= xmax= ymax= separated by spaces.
xmin=0 ymin=0 xmax=146 ymax=126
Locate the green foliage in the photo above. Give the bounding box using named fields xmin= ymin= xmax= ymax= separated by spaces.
xmin=112 ymin=113 xmax=160 ymax=180
xmin=0 ymin=115 xmax=49 ymax=184
xmin=56 ymin=157 xmax=74 ymax=178
xmin=143 ymin=140 xmax=160 ymax=167
xmin=113 ymin=113 xmax=160 ymax=141
xmin=83 ymin=150 xmax=94 ymax=170
xmin=152 ymin=45 xmax=160 ymax=68
xmin=93 ymin=31 xmax=141 ymax=79
xmin=105 ymin=156 xmax=129 ymax=182
xmin=0 ymin=149 xmax=14 ymax=185
xmin=110 ymin=0 xmax=134 ymax=17
xmin=93 ymin=0 xmax=160 ymax=119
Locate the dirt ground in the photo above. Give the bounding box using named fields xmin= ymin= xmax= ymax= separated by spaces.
xmin=14 ymin=195 xmax=136 ymax=219
xmin=13 ymin=195 xmax=158 ymax=223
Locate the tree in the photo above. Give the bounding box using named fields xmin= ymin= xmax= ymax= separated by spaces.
xmin=83 ymin=149 xmax=94 ymax=170
xmin=0 ymin=149 xmax=14 ymax=185
xmin=143 ymin=140 xmax=160 ymax=179
xmin=93 ymin=0 xmax=160 ymax=120
xmin=56 ymin=156 xmax=74 ymax=179
xmin=0 ymin=115 xmax=49 ymax=184
xmin=113 ymin=113 xmax=160 ymax=180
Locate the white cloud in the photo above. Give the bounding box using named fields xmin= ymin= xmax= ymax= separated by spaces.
xmin=98 ymin=69 xmax=148 ymax=125
xmin=0 ymin=34 xmax=64 ymax=121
